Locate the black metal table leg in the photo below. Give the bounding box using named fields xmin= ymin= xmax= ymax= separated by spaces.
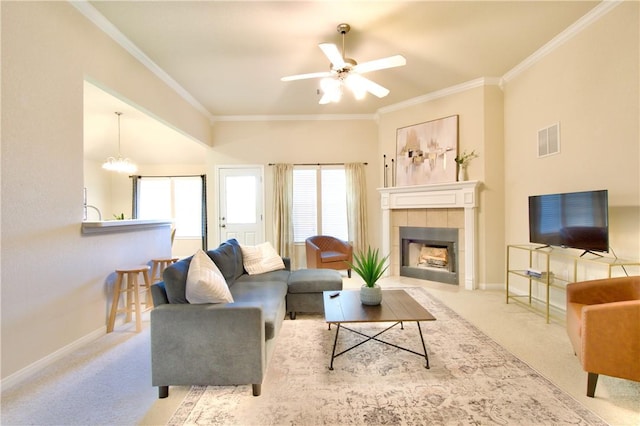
xmin=328 ymin=321 xmax=431 ymax=370
xmin=329 ymin=323 xmax=340 ymax=370
xmin=417 ymin=321 xmax=430 ymax=369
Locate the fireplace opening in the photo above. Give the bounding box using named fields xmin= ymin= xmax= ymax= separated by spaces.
xmin=417 ymin=245 xmax=449 ymax=269
xmin=400 ymin=227 xmax=458 ymax=285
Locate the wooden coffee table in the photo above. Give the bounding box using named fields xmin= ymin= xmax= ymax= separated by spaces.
xmin=323 ymin=289 xmax=436 ymax=370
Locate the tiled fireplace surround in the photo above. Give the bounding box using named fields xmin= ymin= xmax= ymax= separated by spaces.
xmin=378 ymin=181 xmax=480 ymax=290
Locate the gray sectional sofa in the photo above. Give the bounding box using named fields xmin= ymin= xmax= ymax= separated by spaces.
xmin=149 ymin=238 xmax=342 ymax=398
xmin=150 ymin=238 xmax=289 ymax=398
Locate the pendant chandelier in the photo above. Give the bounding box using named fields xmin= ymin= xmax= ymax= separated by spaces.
xmin=102 ymin=111 xmax=137 ymax=173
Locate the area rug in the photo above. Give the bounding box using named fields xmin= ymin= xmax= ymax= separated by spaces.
xmin=168 ymin=287 xmax=605 ymax=425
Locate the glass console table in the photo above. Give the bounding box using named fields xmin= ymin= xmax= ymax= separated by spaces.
xmin=505 ymin=244 xmax=639 ymax=323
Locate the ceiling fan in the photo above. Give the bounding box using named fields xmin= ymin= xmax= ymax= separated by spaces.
xmin=281 ymin=23 xmax=406 ymax=104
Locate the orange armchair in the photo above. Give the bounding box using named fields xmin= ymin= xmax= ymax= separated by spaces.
xmin=305 ymin=236 xmax=353 ymax=278
xmin=566 ymin=276 xmax=640 ymax=397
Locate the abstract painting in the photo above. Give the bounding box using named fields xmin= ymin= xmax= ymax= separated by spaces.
xmin=395 ymin=115 xmax=458 ymax=186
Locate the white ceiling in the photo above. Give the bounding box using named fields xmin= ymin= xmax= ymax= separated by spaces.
xmin=82 ymin=1 xmax=601 ymax=164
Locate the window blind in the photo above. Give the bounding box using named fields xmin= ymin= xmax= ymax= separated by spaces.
xmin=292 ymin=166 xmax=347 ymax=242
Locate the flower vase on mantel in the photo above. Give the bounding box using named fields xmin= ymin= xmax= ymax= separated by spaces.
xmin=458 ymin=166 xmax=468 ymax=182
xmin=455 ymin=150 xmax=478 ymax=182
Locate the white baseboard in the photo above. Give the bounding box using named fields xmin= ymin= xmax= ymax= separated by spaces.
xmin=1 ymin=326 xmax=106 ymax=392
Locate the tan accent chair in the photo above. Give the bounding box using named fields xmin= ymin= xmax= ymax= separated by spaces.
xmin=566 ymin=276 xmax=640 ymax=397
xmin=305 ymin=235 xmax=353 ymax=278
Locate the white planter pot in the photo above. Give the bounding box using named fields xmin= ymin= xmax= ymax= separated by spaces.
xmin=360 ymin=284 xmax=382 ymax=306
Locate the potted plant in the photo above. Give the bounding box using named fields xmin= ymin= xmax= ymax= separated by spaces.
xmin=454 ymin=149 xmax=478 ymax=181
xmin=348 ymin=246 xmax=389 ymax=306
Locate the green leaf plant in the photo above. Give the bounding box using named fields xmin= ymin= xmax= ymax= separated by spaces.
xmin=454 ymin=149 xmax=479 ymax=167
xmin=348 ymin=246 xmax=390 ymax=288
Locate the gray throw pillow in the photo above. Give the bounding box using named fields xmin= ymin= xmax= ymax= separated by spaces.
xmin=207 ymin=238 xmax=245 ymax=286
xmin=162 ymin=256 xmax=192 ymax=304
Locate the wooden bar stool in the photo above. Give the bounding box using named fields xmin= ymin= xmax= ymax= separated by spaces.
xmin=151 ymin=257 xmax=179 ymax=283
xmin=107 ymin=265 xmax=152 ymax=333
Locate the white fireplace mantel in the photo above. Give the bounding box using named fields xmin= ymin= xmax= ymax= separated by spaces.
xmin=378 ymin=181 xmax=480 ymax=290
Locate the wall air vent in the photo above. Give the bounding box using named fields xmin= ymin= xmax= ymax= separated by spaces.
xmin=537 ymin=123 xmax=560 ymax=157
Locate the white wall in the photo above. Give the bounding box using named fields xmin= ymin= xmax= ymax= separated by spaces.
xmin=1 ymin=2 xmax=210 ymax=382
xmin=504 ymin=1 xmax=639 ymax=260
xmin=503 ymin=1 xmax=640 ymax=300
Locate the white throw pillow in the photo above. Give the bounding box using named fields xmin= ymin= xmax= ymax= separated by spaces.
xmin=186 ymin=249 xmax=234 ymax=304
xmin=241 ymin=242 xmax=285 ymax=275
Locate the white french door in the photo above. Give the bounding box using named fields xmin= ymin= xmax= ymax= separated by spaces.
xmin=217 ymin=166 xmax=264 ymax=245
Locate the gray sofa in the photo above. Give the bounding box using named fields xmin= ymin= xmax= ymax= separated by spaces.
xmin=150 ymin=238 xmax=290 ymax=398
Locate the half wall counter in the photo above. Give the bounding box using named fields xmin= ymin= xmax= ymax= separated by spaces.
xmin=81 ymin=219 xmax=172 ymax=235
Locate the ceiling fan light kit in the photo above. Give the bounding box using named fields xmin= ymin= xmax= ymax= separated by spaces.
xmin=319 ymin=77 xmax=342 ymax=104
xmin=281 ymin=23 xmax=406 ymax=104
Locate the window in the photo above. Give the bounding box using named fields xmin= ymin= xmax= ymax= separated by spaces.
xmin=137 ymin=176 xmax=204 ymax=238
xmin=292 ymin=166 xmax=347 ymax=242
xmin=225 ymin=175 xmax=257 ymax=225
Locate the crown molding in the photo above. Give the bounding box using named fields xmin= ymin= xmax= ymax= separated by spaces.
xmin=502 ymin=0 xmax=623 ymax=84
xmin=377 ymin=77 xmax=502 ymax=115
xmin=70 ymin=0 xmax=214 ymax=121
xmin=211 ymin=114 xmax=376 ymax=123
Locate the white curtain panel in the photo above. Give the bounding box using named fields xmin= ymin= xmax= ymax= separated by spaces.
xmin=345 ymin=162 xmax=368 ymax=254
xmin=272 ymin=163 xmax=294 ymax=266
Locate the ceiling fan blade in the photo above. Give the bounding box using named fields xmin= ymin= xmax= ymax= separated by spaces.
xmin=319 ymin=43 xmax=346 ymax=69
xmin=281 ymin=71 xmax=333 ymax=82
xmin=352 ymin=55 xmax=406 ymax=74
xmin=347 ymin=74 xmax=390 ymax=98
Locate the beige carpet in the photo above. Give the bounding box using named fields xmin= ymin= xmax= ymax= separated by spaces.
xmin=168 ymin=288 xmax=606 ymax=425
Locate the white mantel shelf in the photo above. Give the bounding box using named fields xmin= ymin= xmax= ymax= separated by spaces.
xmin=378 ymin=181 xmax=480 ymax=209
xmin=378 ymin=181 xmax=481 ymax=290
xmin=81 ymin=219 xmax=172 ymax=235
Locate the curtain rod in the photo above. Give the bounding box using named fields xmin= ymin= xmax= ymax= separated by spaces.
xmin=268 ymin=162 xmax=367 ymax=166
xmin=130 ymin=174 xmax=206 ymax=178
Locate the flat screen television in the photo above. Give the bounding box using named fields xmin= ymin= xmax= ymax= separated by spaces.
xmin=528 ymin=189 xmax=609 ymax=253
